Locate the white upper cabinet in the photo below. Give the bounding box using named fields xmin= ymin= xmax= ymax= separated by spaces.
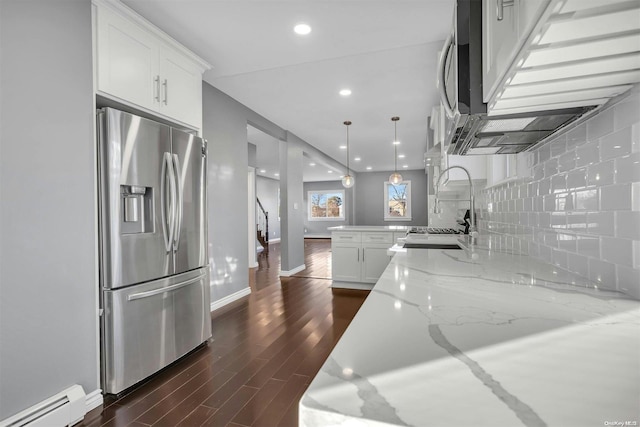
xmin=93 ymin=0 xmax=210 ymax=130
xmin=157 ymin=46 xmax=203 ymax=126
xmin=483 ymin=0 xmax=640 ymax=116
xmin=482 ymin=0 xmax=549 ymax=103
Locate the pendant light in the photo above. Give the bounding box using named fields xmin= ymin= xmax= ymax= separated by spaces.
xmin=389 ymin=116 xmax=403 ymax=184
xmin=341 ymin=120 xmax=355 ymax=188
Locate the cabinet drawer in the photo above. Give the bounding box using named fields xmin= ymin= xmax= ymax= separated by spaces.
xmin=362 ymin=232 xmax=393 ymax=244
xmin=332 ymin=232 xmax=361 ymax=243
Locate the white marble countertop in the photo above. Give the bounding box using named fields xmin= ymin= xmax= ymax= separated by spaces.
xmin=328 ymin=225 xmax=419 ymax=232
xmin=300 ymin=239 xmax=640 ymax=427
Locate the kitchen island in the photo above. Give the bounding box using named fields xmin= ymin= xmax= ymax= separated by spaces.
xmin=300 ymin=236 xmax=640 ymax=426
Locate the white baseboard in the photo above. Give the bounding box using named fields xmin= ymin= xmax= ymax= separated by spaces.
xmin=331 ymin=281 xmax=374 ymax=290
xmin=85 ymin=389 xmax=103 ymax=413
xmin=268 ymin=237 xmax=281 ymax=244
xmin=210 ymin=287 xmax=251 ymax=311
xmin=280 ymin=264 xmax=306 ymax=277
xmin=304 ymin=234 xmax=331 ymax=238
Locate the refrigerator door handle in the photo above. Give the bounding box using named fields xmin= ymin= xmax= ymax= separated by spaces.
xmin=161 ymin=152 xmax=176 ymax=253
xmin=172 ymin=153 xmax=183 ymax=251
xmin=126 ymin=273 xmax=206 ymax=301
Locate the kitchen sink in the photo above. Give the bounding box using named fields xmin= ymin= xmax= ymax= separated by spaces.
xmin=403 ymin=243 xmax=462 ymax=250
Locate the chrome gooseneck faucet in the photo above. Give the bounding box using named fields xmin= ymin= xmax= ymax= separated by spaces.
xmin=433 ymin=166 xmax=477 ymax=244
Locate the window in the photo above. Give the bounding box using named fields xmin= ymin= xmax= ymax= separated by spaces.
xmin=384 ymin=181 xmax=412 ymax=221
xmin=308 ymin=190 xmax=345 ymax=221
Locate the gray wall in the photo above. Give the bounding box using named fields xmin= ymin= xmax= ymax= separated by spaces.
xmin=355 ymin=170 xmax=428 ymax=226
xmin=303 ymin=181 xmax=354 ymax=236
xmin=279 ymin=137 xmax=305 ymax=272
xmin=202 ymin=83 xmax=286 ymax=301
xmin=256 ymin=176 xmax=281 ymax=241
xmin=0 ymin=0 xmax=98 ymax=419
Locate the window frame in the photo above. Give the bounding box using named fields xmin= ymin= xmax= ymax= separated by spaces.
xmin=383 ymin=180 xmax=412 ymax=221
xmin=307 ymin=189 xmax=346 ymax=221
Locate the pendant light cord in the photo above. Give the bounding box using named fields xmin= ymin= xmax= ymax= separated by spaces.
xmin=346 ymin=123 xmax=350 ymax=174
xmin=394 ymin=121 xmax=398 ymax=173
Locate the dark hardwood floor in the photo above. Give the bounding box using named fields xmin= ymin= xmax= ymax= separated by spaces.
xmin=81 ymin=238 xmax=368 ymax=427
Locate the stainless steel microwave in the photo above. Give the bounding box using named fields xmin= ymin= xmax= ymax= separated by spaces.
xmin=438 ymin=0 xmax=594 ymax=155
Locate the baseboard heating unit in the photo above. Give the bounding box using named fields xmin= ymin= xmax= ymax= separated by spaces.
xmin=0 ymin=385 xmax=86 ymax=427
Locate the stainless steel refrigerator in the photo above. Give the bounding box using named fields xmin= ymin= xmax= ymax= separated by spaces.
xmin=97 ymin=107 xmax=211 ymax=395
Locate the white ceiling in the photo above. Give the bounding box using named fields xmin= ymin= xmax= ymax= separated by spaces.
xmin=123 ymin=0 xmax=454 ymax=177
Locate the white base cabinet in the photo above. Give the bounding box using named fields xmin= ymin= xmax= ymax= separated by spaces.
xmin=331 ymin=231 xmax=395 ymax=287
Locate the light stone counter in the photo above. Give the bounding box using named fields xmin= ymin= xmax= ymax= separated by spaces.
xmin=300 ymin=240 xmax=640 ymax=427
xmin=328 ymin=225 xmax=418 ymax=232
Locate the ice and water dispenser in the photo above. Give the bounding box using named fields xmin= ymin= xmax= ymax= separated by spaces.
xmin=121 ymin=185 xmax=153 ymax=234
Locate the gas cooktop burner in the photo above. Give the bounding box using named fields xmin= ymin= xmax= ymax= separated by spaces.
xmin=408 ymin=227 xmax=460 ymax=235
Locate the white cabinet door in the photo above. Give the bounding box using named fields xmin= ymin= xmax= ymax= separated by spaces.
xmin=96 ymin=6 xmax=158 ymax=111
xmin=332 ymin=245 xmax=361 ymax=282
xmin=361 ymin=244 xmax=392 ymax=283
xmin=158 ymin=47 xmax=203 ymax=128
xmin=482 ymin=0 xmax=519 ymax=102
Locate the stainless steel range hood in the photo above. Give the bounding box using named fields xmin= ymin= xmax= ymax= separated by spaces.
xmin=447 ymin=106 xmax=595 ymax=155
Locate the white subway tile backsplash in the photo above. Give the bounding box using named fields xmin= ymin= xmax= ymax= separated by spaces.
xmin=588 ymin=259 xmax=617 ymax=290
xmin=552 ymin=249 xmax=568 ymax=269
xmin=538 ymin=178 xmax=551 ymax=196
xmin=587 ymin=107 xmax=615 ymax=140
xmin=538 ymin=144 xmax=552 ymax=163
xmin=587 ymin=160 xmax=615 ymax=186
xmin=577 ymin=234 xmax=600 ymax=258
xmin=558 ymin=149 xmax=577 ymax=173
xmin=544 ymin=158 xmax=559 ymax=177
xmin=614 ymin=93 xmax=640 ymax=130
xmin=615 ymin=153 xmax=640 ymax=184
xmin=601 ymin=237 xmax=634 ymax=267
xmin=479 ymin=87 xmax=639 ymax=298
xmin=601 ymin=127 xmax=632 ymax=161
xmin=566 ymin=123 xmax=587 ymax=148
xmin=567 ymin=252 xmax=589 ymax=276
xmin=566 ymin=168 xmax=587 ymax=190
xmin=575 ymin=189 xmax=598 ymax=211
xmin=587 ymin=211 xmax=615 ymax=236
xmin=552 ymin=174 xmax=567 ymax=193
xmin=567 ymin=212 xmax=588 ymax=233
xmin=616 ymin=211 xmax=640 ymax=240
xmin=616 ymin=265 xmax=640 ymax=298
xmin=576 ymin=142 xmax=600 ymax=167
xmin=550 ymin=135 xmax=567 ymax=158
xmin=600 ymin=184 xmax=631 ymax=210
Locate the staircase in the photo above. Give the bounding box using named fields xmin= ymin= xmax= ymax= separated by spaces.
xmin=257 ymin=198 xmax=269 ymax=252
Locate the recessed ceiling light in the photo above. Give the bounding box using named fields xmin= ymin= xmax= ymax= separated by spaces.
xmin=393 ymin=140 xmax=400 ymax=145
xmin=339 ymin=145 xmax=347 ymax=149
xmin=354 ymin=157 xmax=361 ymax=161
xmin=328 ymin=170 xmax=333 ymax=173
xmin=398 ymin=154 xmax=405 ymax=158
xmin=309 ymin=162 xmax=316 ymax=166
xmin=259 ymin=169 xmax=266 ymax=173
xmin=339 ymin=89 xmax=352 ymax=97
xmin=274 ymin=173 xmax=280 ymax=177
xmin=294 ymin=23 xmax=311 ymax=35
xmin=402 ymin=165 xmax=408 ymax=168
xmin=366 ymin=166 xmax=372 ymax=170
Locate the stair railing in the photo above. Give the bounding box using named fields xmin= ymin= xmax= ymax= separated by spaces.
xmin=256 ymin=197 xmax=269 ymax=248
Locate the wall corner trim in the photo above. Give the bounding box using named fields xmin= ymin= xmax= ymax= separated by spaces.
xmin=85 ymin=389 xmax=104 ymax=414
xmin=210 ymin=287 xmax=251 ymax=312
xmin=279 ymin=264 xmax=306 ymax=277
